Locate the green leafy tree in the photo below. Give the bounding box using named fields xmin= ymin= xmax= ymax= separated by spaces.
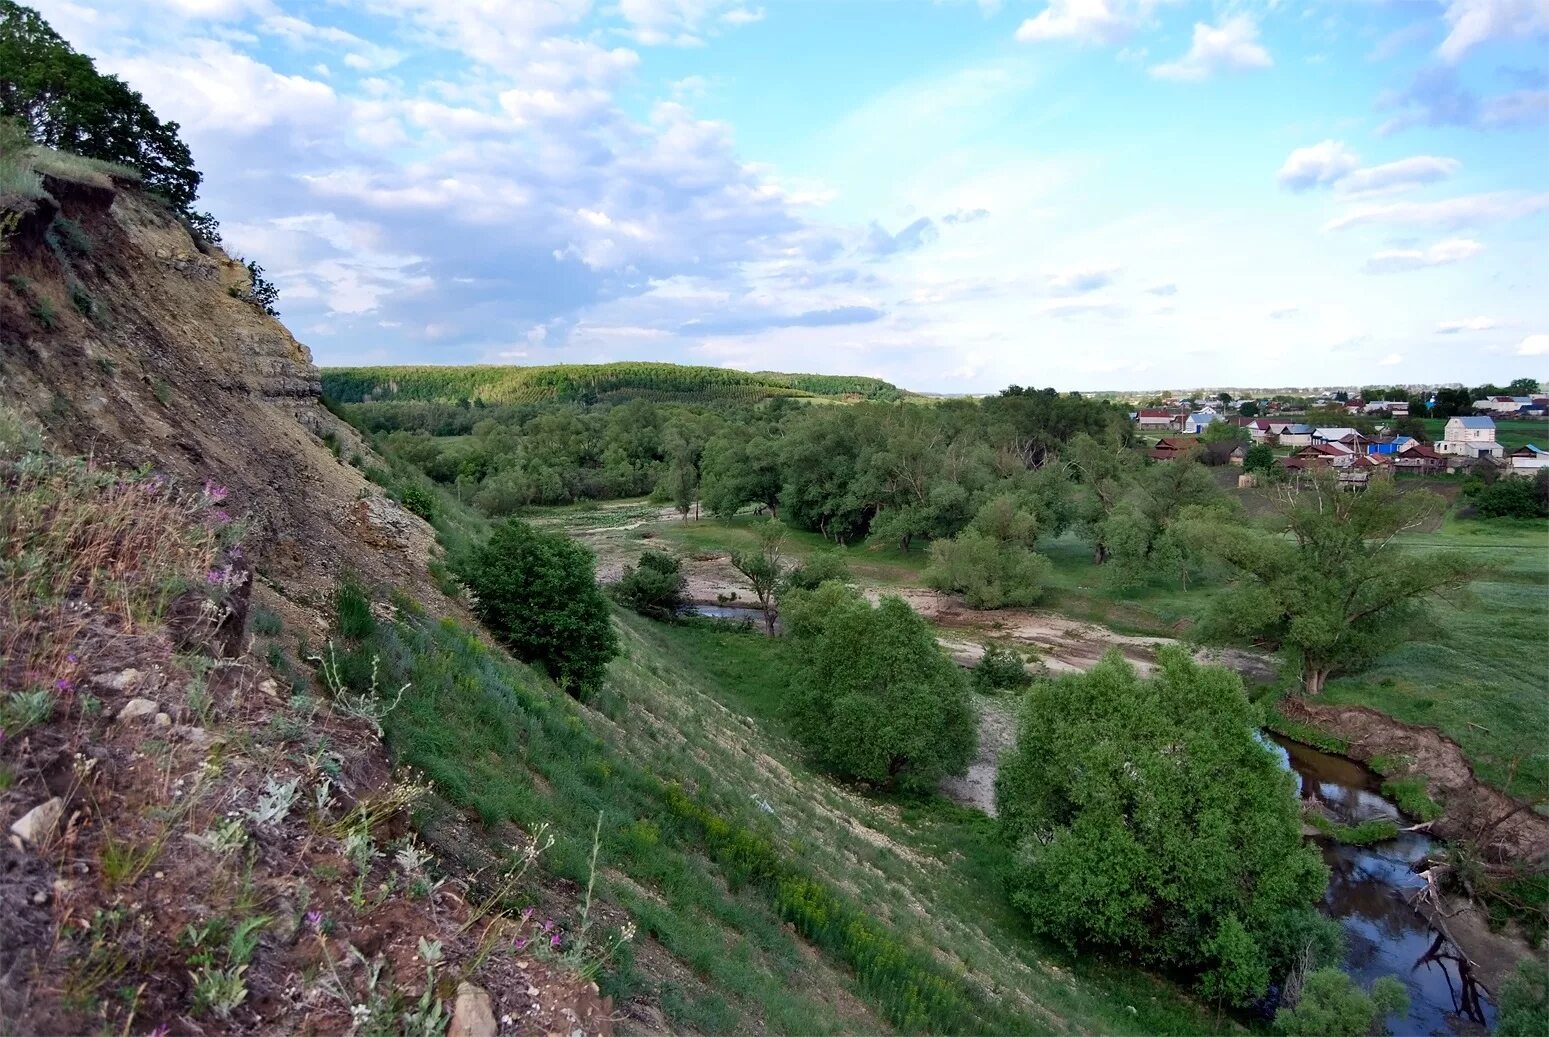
xmin=1186 ymin=472 xmax=1475 ymax=696
xmin=1273 ymin=968 xmax=1409 ymax=1036
xmin=1239 ymin=401 xmax=1260 ymax=417
xmin=995 ymin=648 xmax=1331 ymax=1005
xmin=1067 ymin=433 xmax=1139 ymax=565
xmin=925 ymin=531 xmax=1052 ymax=608
xmin=700 ymin=430 xmax=782 ymax=519
xmin=453 ymin=519 xmax=618 ymax=695
xmin=785 ymin=589 xmax=974 ymax=793
xmin=1507 ymin=377 xmax=1541 ymax=396
xmin=729 ymin=519 xmax=786 ymax=635
xmin=1468 ymin=476 xmax=1548 ymax=518
xmin=612 ymin=549 xmax=687 ymax=621
xmin=1244 ymin=443 xmax=1276 ymax=476
xmin=0 ymin=1 xmax=201 ymax=210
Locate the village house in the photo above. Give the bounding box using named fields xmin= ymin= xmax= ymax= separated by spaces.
xmin=1507 ymin=445 xmax=1549 ymax=477
xmin=1473 ymin=395 xmax=1549 ymax=415
xmin=1312 ymin=427 xmax=1366 ymax=448
xmin=1183 ymin=407 xmax=1220 ymax=434
xmin=1435 ymin=416 xmax=1504 ymax=459
xmin=1278 ymin=423 xmax=1314 ymax=447
xmin=1132 ymin=408 xmax=1180 ymax=430
xmin=1391 ymin=441 xmax=1445 ymax=475
xmin=1149 ymin=437 xmax=1200 ymax=461
xmin=1363 ymin=400 xmax=1410 ymax=417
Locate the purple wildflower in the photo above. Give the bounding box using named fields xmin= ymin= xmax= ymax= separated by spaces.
xmin=521 ymin=906 xmax=534 ymax=921
xmin=213 ymin=509 xmax=232 ymax=524
xmin=542 ymin=918 xmax=554 ymax=932
xmin=55 ymin=678 xmax=74 ymax=692
xmin=549 ymin=932 xmax=562 ymax=949
xmin=66 ymin=653 xmax=79 ymax=664
xmin=514 ymin=936 xmax=528 ymax=950
xmin=206 ymin=568 xmax=227 ymax=585
xmin=203 ymin=479 xmax=230 ymax=504
xmin=149 ymin=1025 xmax=170 ymax=1037
xmin=305 ymin=910 xmax=322 ymax=932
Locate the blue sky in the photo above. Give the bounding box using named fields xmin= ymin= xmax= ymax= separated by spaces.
xmin=35 ymin=0 xmax=1549 ymax=391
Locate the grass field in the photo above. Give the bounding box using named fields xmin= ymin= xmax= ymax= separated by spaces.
xmin=1321 ymin=516 xmax=1549 ymax=801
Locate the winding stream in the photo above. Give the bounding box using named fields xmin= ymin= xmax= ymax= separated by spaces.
xmin=1266 ymin=734 xmax=1496 ymax=1036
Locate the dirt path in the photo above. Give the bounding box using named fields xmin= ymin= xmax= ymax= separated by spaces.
xmin=940 ymin=696 xmax=1018 ymax=815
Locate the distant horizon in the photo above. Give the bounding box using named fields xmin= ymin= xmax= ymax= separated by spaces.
xmin=45 ymin=0 xmax=1548 ymax=390
xmin=317 ymin=357 xmax=1540 ymax=399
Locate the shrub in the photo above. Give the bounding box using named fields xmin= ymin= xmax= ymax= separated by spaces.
xmin=971 ymin=642 xmax=1031 ymax=693
xmin=453 ymin=518 xmax=617 ymax=695
xmin=925 ymin=532 xmax=1051 ymax=609
xmin=996 ymin=648 xmax=1332 ymax=1005
xmin=1469 ymin=477 xmax=1547 ymax=519
xmin=1498 ymin=958 xmax=1549 ymax=1037
xmin=612 ymin=550 xmax=687 ymax=621
xmin=30 ymin=296 xmax=57 ymax=329
xmin=397 ymin=485 xmax=436 ymax=521
xmin=782 ymin=549 xmax=851 ymax=592
xmin=785 ymin=587 xmax=975 ymax=793
xmin=1273 ymin=968 xmax=1408 ymax=1036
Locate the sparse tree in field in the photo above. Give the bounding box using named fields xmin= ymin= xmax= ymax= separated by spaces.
xmin=612 ymin=549 xmax=688 ymax=621
xmin=1185 ymin=471 xmax=1475 ymax=696
xmin=996 ymin=648 xmax=1333 ymax=1006
xmin=729 ymin=519 xmax=786 ymax=635
xmin=784 ymin=588 xmax=975 ymax=793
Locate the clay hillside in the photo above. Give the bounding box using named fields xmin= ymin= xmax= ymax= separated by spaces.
xmin=0 ymin=161 xmax=617 ymax=1033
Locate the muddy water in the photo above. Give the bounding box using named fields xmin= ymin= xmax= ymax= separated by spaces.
xmin=1267 ymin=735 xmax=1496 ymax=1035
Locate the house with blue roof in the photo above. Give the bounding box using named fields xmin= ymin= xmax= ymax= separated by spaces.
xmin=1508 ymin=444 xmax=1548 ymax=476
xmin=1437 ymin=416 xmax=1503 ymax=459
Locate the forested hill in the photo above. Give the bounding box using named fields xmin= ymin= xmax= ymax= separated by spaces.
xmin=321 ymin=362 xmax=907 ymax=405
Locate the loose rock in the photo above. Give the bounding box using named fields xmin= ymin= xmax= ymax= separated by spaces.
xmin=117 ymin=697 xmax=160 ymax=721
xmin=449 ymin=982 xmax=497 ymax=1037
xmin=10 ymin=797 xmax=65 ymax=845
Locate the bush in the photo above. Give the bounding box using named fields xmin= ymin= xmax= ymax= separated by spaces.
xmin=995 ymin=648 xmax=1331 ymax=1005
xmin=612 ymin=550 xmax=687 ymax=621
xmin=398 ymin=485 xmax=436 ymax=522
xmin=785 ymin=588 xmax=975 ymax=793
xmin=782 ymin=549 xmax=851 ymax=592
xmin=453 ymin=518 xmax=617 ymax=695
xmin=1498 ymin=958 xmax=1549 ymax=1037
xmin=924 ymin=532 xmax=1051 ymax=609
xmin=971 ymin=642 xmax=1031 ymax=693
xmin=1274 ymin=968 xmax=1408 ymax=1036
xmin=1469 ymin=476 xmax=1548 ymax=519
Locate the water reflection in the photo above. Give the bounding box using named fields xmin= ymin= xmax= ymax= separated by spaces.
xmin=1267 ymin=734 xmax=1496 ymax=1036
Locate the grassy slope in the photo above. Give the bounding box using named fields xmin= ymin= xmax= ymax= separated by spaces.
xmin=348 ymin=587 xmax=1228 ymax=1035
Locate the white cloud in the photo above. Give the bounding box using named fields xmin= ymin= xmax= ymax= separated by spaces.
xmin=1150 ymin=14 xmax=1272 ymax=82
xmin=1364 ymin=238 xmax=1484 ymax=274
xmin=1378 ymin=352 xmax=1404 ymax=366
xmin=1015 ymin=0 xmax=1150 ymax=45
xmin=1438 ymin=0 xmax=1549 ymax=63
xmin=1337 ymin=156 xmax=1460 ymax=196
xmin=1518 ymin=334 xmax=1549 ymax=356
xmin=1437 ymin=316 xmax=1500 ymax=333
xmin=1324 ymin=192 xmax=1549 ymax=232
xmin=1276 ymin=140 xmax=1359 ymax=191
xmin=111 ymin=40 xmax=338 ymax=133
xmin=1046 ymin=263 xmax=1119 ymax=294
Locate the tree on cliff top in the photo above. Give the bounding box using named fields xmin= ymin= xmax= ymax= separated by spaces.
xmin=0 ymin=1 xmax=201 ymax=211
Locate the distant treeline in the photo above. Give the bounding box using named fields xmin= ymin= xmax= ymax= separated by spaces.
xmin=321 ymin=362 xmax=906 ymax=407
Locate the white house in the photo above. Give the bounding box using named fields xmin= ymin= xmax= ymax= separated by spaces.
xmin=1508 ymin=445 xmax=1549 ymax=476
xmin=1183 ymin=407 xmax=1220 ymax=434
xmin=1313 ymin=427 xmax=1363 ymax=446
xmin=1436 ymin=416 xmax=1504 ymax=458
xmin=1279 ymin=423 xmax=1314 ymax=447
xmin=1133 ymin=409 xmax=1179 ymax=430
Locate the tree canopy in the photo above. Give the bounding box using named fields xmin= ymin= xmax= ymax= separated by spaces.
xmin=453 ymin=518 xmax=618 ymax=695
xmin=996 ymin=648 xmax=1332 ymax=1005
xmin=1186 ymin=472 xmax=1475 ymax=695
xmin=1 ymin=1 xmax=201 ymax=210
xmin=783 ymin=587 xmax=975 ymax=793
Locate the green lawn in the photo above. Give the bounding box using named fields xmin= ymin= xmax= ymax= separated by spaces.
xmin=1321 ymin=516 xmax=1549 ymax=800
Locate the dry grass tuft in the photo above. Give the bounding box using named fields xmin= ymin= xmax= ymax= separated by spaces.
xmin=0 ymin=410 xmax=236 ymax=718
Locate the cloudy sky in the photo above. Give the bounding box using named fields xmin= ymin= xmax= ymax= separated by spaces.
xmin=34 ymin=0 xmax=1549 ymax=391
